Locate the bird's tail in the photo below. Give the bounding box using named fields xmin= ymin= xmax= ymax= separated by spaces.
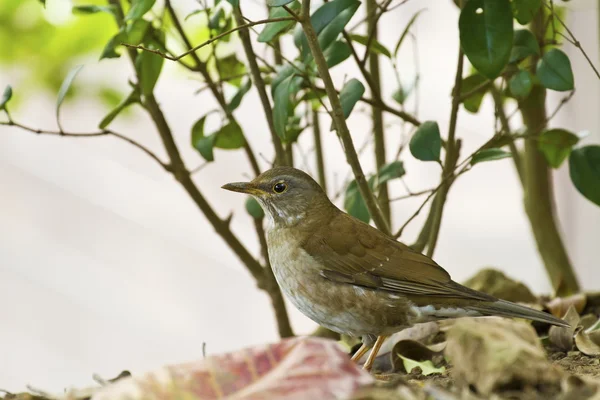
xmin=467 ymin=299 xmax=569 ymax=327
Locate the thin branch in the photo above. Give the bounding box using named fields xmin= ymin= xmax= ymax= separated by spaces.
xmin=360 ymin=0 xmax=393 ymax=67
xmin=1 ymin=121 xmax=170 ymax=171
xmin=122 ymin=17 xmax=296 ymax=62
xmin=300 ymin=1 xmax=390 ymax=234
xmin=389 ymin=187 xmax=434 ymax=202
xmin=312 ymin=108 xmax=327 ymax=191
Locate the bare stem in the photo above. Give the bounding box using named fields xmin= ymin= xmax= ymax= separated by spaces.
xmin=312 ymin=109 xmax=327 ymax=190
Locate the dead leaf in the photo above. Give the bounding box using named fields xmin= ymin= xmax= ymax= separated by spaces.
xmin=390 ymin=340 xmax=446 ymax=376
xmin=548 ymin=305 xmax=580 ymax=351
xmin=399 ymin=357 xmax=446 ymax=376
xmin=574 ymin=317 xmax=600 ymax=356
xmin=546 ymin=293 xmax=587 ymax=318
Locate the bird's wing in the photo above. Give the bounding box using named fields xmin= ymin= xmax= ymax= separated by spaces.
xmin=302 ymin=212 xmax=493 ymax=301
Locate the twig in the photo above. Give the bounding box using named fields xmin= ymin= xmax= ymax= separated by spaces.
xmin=312 ymin=109 xmax=327 ymax=191
xmin=389 ymin=187 xmax=434 ymax=202
xmin=122 ymin=17 xmax=296 ymax=62
xmin=360 ymin=0 xmax=393 ymax=67
xmin=1 ymin=121 xmax=170 ymax=171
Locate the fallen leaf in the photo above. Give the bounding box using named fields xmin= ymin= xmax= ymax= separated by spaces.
xmin=574 ymin=317 xmax=600 ymax=356
xmin=399 ymin=356 xmax=446 ymax=376
xmin=546 ymin=293 xmax=587 ymax=318
xmin=548 ymin=305 xmax=580 ymax=351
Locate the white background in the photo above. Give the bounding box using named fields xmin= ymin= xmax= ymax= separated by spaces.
xmin=1 ymin=0 xmax=599 ymax=392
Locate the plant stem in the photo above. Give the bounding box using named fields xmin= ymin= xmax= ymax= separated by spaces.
xmin=517 ymin=13 xmax=580 ymax=296
xmin=425 ymin=47 xmax=464 ymax=258
xmin=233 ymin=7 xmax=286 ymax=167
xmin=312 ymin=109 xmax=327 ymax=191
xmin=300 ymin=0 xmax=390 ymax=235
xmin=366 ymin=0 xmax=390 ymax=224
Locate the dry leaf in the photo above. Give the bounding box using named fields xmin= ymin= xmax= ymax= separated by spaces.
xmin=548 ymin=305 xmax=580 ymax=351
xmin=545 ymin=293 xmax=587 ymax=318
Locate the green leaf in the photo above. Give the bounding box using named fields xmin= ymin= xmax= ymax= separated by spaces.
xmin=227 ymin=78 xmax=252 ymax=112
xmin=409 ymin=121 xmax=441 ymax=162
xmin=349 ymin=34 xmax=391 ymax=59
xmin=393 ymin=9 xmax=426 ymax=59
xmin=330 ymin=79 xmax=365 ymax=131
xmin=537 ymin=49 xmax=574 ymax=92
xmin=209 ymin=8 xmax=226 ymax=30
xmin=399 ymin=356 xmax=445 ymax=376
xmin=344 ymin=180 xmax=370 ymax=223
xmin=271 ymin=64 xmax=297 ymax=97
xmin=273 ymin=75 xmax=295 ymax=141
xmin=375 ymin=161 xmax=406 ymax=187
xmin=215 ymin=120 xmax=245 ymax=149
xmin=99 ymin=88 xmax=141 ymax=129
xmin=267 ymin=0 xmax=295 ymax=7
xmin=510 ymin=30 xmax=540 ymax=63
xmin=459 ymin=0 xmax=513 ymax=79
xmin=324 ymin=40 xmax=352 ymax=68
xmin=218 ymin=55 xmax=247 ymax=87
xmin=460 ymin=74 xmax=488 ymax=113
xmin=245 ymin=197 xmax=264 ymax=219
xmin=191 ymin=116 xmax=217 ymax=162
xmin=125 ymin=0 xmax=156 ymax=21
xmin=471 ymin=148 xmax=512 ymax=165
xmin=512 ymin=0 xmax=541 ymax=25
xmin=56 ymin=65 xmax=84 ymax=126
xmin=509 ymin=70 xmax=533 ymax=99
xmin=126 ymin=19 xmax=151 ymax=46
xmin=136 ymin=48 xmax=164 ymax=96
xmin=72 ymin=5 xmax=117 ymax=15
xmin=538 ymin=129 xmax=579 ymax=168
xmin=226 ymin=0 xmax=239 ymax=7
xmin=100 ymin=30 xmax=127 ymax=60
xmin=0 ymin=85 xmax=13 ymax=111
xmin=569 ymin=145 xmax=600 ymax=207
xmin=317 ymin=1 xmax=360 ymax=52
xmin=258 ymin=2 xmax=299 ymax=42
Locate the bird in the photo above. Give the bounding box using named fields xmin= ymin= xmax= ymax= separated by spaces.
xmin=222 ymin=166 xmax=569 ymax=371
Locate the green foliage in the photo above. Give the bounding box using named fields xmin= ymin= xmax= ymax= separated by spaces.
xmin=537 ymin=49 xmax=574 ymax=92
xmin=136 ymin=49 xmax=164 ymax=96
xmin=375 ymin=161 xmax=406 ymax=187
xmin=56 ymin=64 xmax=84 ymax=126
xmin=348 ymin=34 xmax=391 ymax=59
xmin=258 ymin=2 xmax=300 ymax=43
xmin=460 ymin=74 xmax=488 ymax=113
xmin=511 ymin=0 xmax=542 ymax=25
xmin=410 ymin=121 xmax=441 ymax=162
xmin=393 ymin=9 xmax=426 ymax=59
xmin=267 ymin=0 xmax=295 ymax=7
xmin=459 ymin=0 xmax=513 ymax=79
xmin=338 ymin=79 xmax=365 ymax=119
xmin=324 ymin=41 xmax=352 ymax=68
xmin=0 ymin=85 xmax=12 ymax=110
xmin=125 ymin=0 xmax=156 ymax=21
xmin=191 ymin=116 xmax=215 ymax=162
xmin=569 ymin=146 xmax=600 ymax=207
xmin=509 ymin=70 xmax=533 ymax=99
xmin=316 ymin=1 xmax=360 ymax=53
xmin=510 ymin=30 xmax=540 ymax=63
xmin=344 ymin=180 xmax=370 ymax=223
xmin=214 ymin=121 xmax=246 ymax=149
xmin=471 ymin=148 xmax=512 ymax=165
xmin=245 ymin=197 xmax=264 ymax=219
xmin=538 ymin=129 xmax=579 ymax=168
xmin=227 ymin=79 xmax=252 ymax=112
xmin=99 ymin=88 xmax=141 ymax=129
xmin=273 ymin=75 xmax=296 ymax=141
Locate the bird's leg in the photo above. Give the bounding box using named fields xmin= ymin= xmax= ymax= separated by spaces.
xmin=362 ymin=335 xmax=388 ymax=371
xmin=350 ymin=343 xmax=371 ymax=362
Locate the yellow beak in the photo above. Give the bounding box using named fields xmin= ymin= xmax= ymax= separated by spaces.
xmin=221 ymin=182 xmax=263 ymax=196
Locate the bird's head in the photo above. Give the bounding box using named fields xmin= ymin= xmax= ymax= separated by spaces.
xmin=222 ymin=167 xmax=334 ymax=227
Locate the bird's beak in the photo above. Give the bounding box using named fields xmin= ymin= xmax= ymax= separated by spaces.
xmin=221 ymin=181 xmax=263 ymax=195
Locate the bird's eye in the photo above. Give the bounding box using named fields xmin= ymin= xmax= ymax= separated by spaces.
xmin=273 ymin=182 xmax=287 ymax=193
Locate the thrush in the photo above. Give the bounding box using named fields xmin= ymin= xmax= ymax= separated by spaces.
xmin=222 ymin=167 xmax=568 ymax=371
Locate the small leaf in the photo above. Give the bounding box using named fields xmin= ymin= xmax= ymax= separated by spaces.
xmin=245 ymin=197 xmax=265 ymax=219
xmin=459 ymin=0 xmax=514 ymax=79
xmin=317 ymin=1 xmax=360 ymax=52
xmin=191 ymin=116 xmax=218 ymax=162
xmin=99 ymin=88 xmax=141 ymax=129
xmin=72 ymin=4 xmax=117 ymax=15
xmin=569 ymin=145 xmax=600 ymax=206
xmin=214 ymin=121 xmax=245 ymax=149
xmin=136 ymin=48 xmax=164 ymax=96
xmin=409 ymin=121 xmax=441 ymax=162
xmin=338 ymin=79 xmax=365 ymax=119
xmin=273 ymin=75 xmax=294 ymax=141
xmin=393 ymin=9 xmax=426 ymax=59
xmin=537 ymin=49 xmax=574 ymax=92
xmin=375 ymin=161 xmax=405 ymax=187
xmin=538 ymin=128 xmax=579 ymax=168
xmin=324 ymin=40 xmax=352 ymax=68
xmin=267 ymin=0 xmax=295 ymax=7
xmin=126 ymin=18 xmax=151 ymax=46
xmin=258 ymin=2 xmax=300 ymax=42
xmin=509 ymin=70 xmax=533 ymax=99
xmin=512 ymin=0 xmax=542 ymax=25
xmin=226 ymin=0 xmax=239 ymax=7
xmin=227 ymin=78 xmax=252 ymax=112
xmin=125 ymin=0 xmax=156 ymax=21
xmin=471 ymin=148 xmax=512 ymax=165
xmin=218 ymin=55 xmax=247 ymax=87
xmin=344 ymin=180 xmax=370 ymax=223
xmin=510 ymin=30 xmax=540 ymax=63
xmin=0 ymin=85 xmax=13 ymax=110
xmin=56 ymin=65 xmax=84 ymax=126
xmin=399 ymin=356 xmax=445 ymax=376
xmin=349 ymin=34 xmax=391 ymax=59
xmin=460 ymin=74 xmax=488 ymax=113
xmin=100 ymin=30 xmax=127 ymax=60
xmin=548 ymin=306 xmax=579 ymax=351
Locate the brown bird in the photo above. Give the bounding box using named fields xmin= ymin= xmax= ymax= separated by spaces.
xmin=222 ymin=167 xmax=568 ymax=371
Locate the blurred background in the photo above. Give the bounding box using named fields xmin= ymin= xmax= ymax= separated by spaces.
xmin=0 ymin=0 xmax=598 ymax=392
